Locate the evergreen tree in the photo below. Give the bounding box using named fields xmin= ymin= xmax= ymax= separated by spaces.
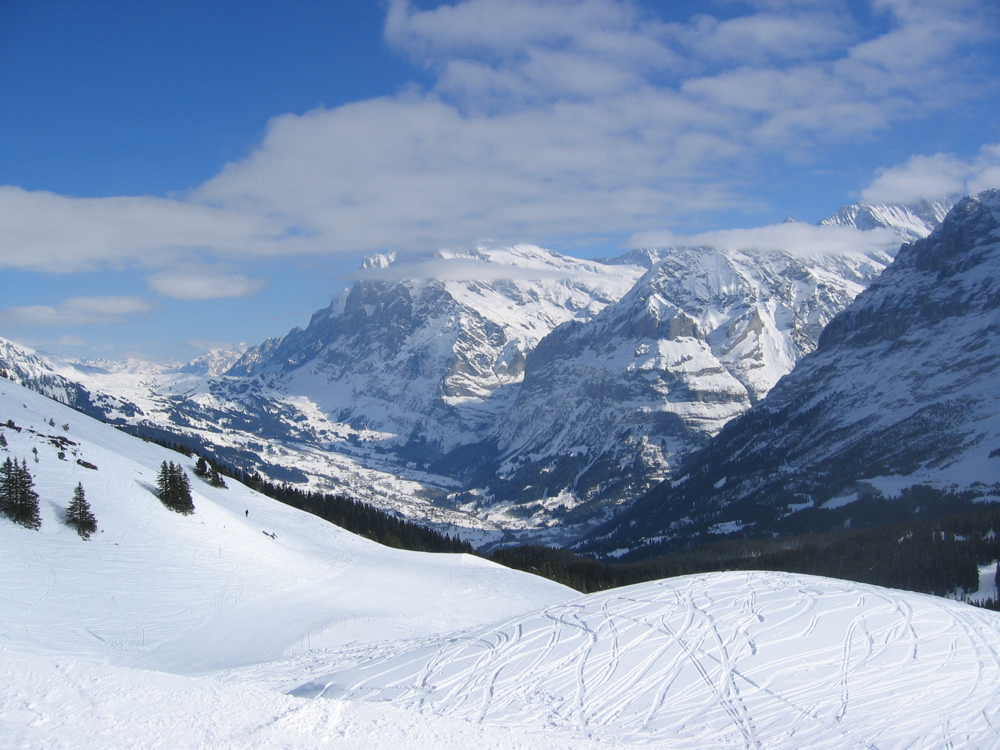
xmin=209 ymin=467 xmax=227 ymax=488
xmin=0 ymin=457 xmax=41 ymax=529
xmin=155 ymin=461 xmax=195 ymax=515
xmin=193 ymin=456 xmax=227 ymax=488
xmin=66 ymin=482 xmax=97 ymax=539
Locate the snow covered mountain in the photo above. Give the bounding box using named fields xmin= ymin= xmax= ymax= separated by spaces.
xmin=0 ymin=198 xmax=953 ymax=545
xmin=226 ymin=244 xmax=644 ymax=454
xmin=450 ymin=246 xmax=893 ymax=539
xmin=819 ymin=197 xmax=953 ymax=241
xmin=0 ymin=336 xmax=509 ymax=539
xmin=591 ymin=189 xmax=1000 ymax=556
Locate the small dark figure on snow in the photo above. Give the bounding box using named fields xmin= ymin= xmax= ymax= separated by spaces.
xmin=245 ymin=509 xmax=249 ymax=517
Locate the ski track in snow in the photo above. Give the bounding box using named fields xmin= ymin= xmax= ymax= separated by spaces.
xmin=246 ymin=570 xmax=1000 ymax=748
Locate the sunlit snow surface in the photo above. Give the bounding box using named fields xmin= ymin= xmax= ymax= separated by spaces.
xmin=250 ymin=571 xmax=1000 ymax=748
xmin=4 ymin=377 xmax=1000 ymax=748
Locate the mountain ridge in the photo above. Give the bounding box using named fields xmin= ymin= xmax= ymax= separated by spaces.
xmin=587 ymin=189 xmax=1000 ymax=557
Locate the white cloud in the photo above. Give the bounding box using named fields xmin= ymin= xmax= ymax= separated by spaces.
xmin=0 ymin=296 xmax=154 ymax=327
xmin=1 ymin=0 xmax=997 ymax=268
xmin=628 ymin=221 xmax=902 ymax=257
xmin=188 ymin=338 xmax=244 ymax=352
xmin=0 ymin=186 xmax=302 ymax=273
xmin=55 ymin=335 xmax=88 ymax=347
xmin=146 ymin=267 xmax=268 ymax=300
xmin=860 ymin=143 xmax=1000 ymax=204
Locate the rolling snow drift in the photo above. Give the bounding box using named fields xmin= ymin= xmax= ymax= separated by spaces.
xmin=261 ymin=570 xmax=1000 ymax=748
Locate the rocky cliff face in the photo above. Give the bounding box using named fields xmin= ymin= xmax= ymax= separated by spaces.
xmin=450 ymin=246 xmax=893 ymax=537
xmin=225 ymin=244 xmax=645 ymax=457
xmin=589 ymin=190 xmax=1000 ymax=557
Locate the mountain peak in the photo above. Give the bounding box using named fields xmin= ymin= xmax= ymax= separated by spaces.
xmin=819 ymin=197 xmax=955 ymax=242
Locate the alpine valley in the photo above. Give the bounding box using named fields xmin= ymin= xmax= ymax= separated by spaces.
xmin=0 ymin=197 xmax=960 ymax=549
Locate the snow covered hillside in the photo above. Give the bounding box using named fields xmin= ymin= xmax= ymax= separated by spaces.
xmin=236 ymin=570 xmax=1000 ymax=749
xmin=0 ymin=377 xmax=570 ymax=667
xmin=4 ymin=377 xmax=1000 ymax=747
xmin=0 ymin=375 xmax=588 ymax=746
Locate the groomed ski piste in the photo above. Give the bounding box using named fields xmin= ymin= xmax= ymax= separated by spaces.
xmin=3 ymin=377 xmax=1000 ymax=748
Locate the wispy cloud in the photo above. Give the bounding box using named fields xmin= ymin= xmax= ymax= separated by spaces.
xmin=354 ymin=256 xmax=571 ymax=282
xmin=146 ymin=267 xmax=268 ymax=300
xmin=0 ymin=187 xmax=299 ymax=273
xmin=0 ymin=296 xmax=154 ymax=327
xmin=628 ymin=222 xmax=902 ymax=257
xmin=188 ymin=338 xmax=245 ymax=352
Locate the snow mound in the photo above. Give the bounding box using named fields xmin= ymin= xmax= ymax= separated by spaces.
xmin=277 ymin=570 xmax=1000 ymax=748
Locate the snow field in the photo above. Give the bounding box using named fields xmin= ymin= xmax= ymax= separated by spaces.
xmin=5 ymin=377 xmax=1000 ymax=748
xmin=0 ymin=648 xmax=611 ymax=750
xmin=261 ymin=571 xmax=1000 ymax=748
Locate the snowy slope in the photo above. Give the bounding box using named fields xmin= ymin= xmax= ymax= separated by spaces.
xmin=233 ymin=570 xmax=1000 ymax=749
xmin=0 ymin=377 xmax=573 ymax=670
xmin=4 ymin=377 xmax=1000 ymax=747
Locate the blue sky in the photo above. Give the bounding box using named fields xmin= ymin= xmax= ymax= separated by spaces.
xmin=1 ymin=0 xmax=999 ymax=363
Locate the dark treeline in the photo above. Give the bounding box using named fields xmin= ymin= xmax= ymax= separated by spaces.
xmin=133 ymin=431 xmax=472 ymax=554
xmin=491 ymin=504 xmax=1000 ymax=600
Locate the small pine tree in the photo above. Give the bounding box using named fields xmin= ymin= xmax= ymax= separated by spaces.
xmin=0 ymin=457 xmax=41 ymax=529
xmin=209 ymin=467 xmax=227 ymax=488
xmin=66 ymin=482 xmax=97 ymax=539
xmin=0 ymin=432 xmax=7 ymax=449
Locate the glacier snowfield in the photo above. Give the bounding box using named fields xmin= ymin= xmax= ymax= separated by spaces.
xmin=3 ymin=378 xmax=1000 ymax=748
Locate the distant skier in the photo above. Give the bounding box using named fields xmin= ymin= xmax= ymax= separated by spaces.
xmin=245 ymin=509 xmax=249 ymax=517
